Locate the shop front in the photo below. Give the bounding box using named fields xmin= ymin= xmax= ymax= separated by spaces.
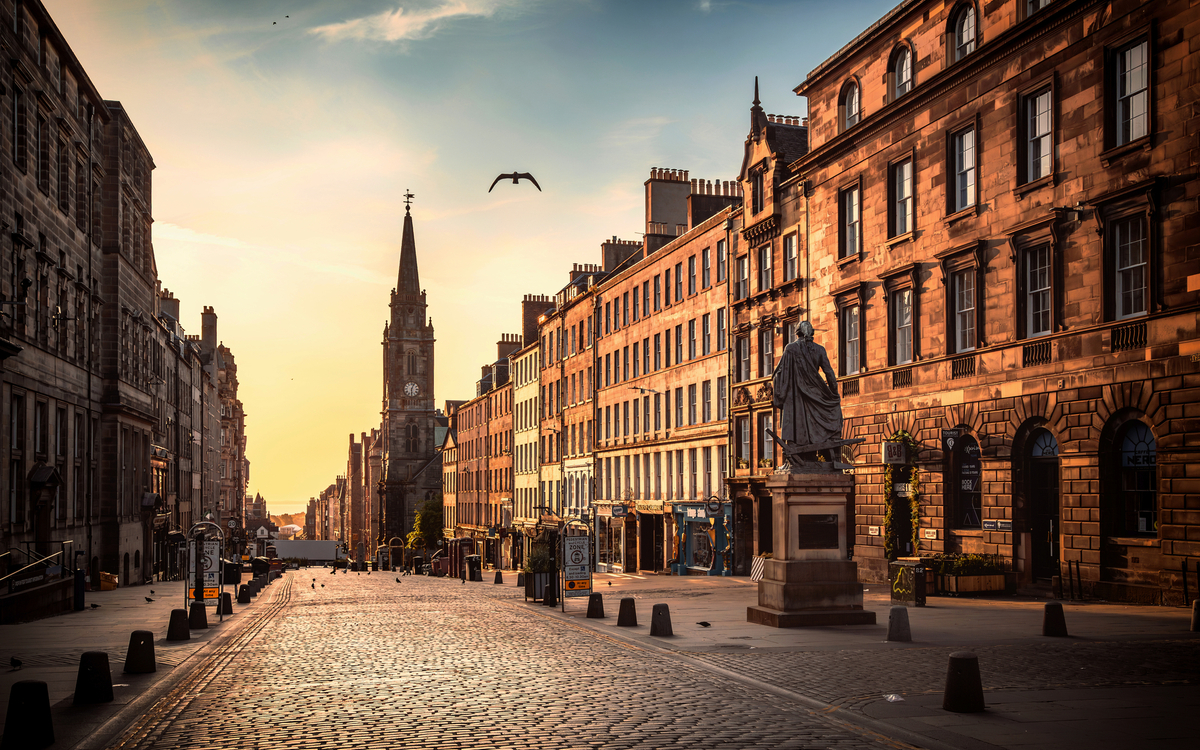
xmin=671 ymin=501 xmax=732 ymax=576
xmin=595 ymin=503 xmax=628 ymax=573
xmin=634 ymin=498 xmax=665 ymax=573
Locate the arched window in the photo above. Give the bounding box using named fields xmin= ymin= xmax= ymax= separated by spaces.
xmin=840 ymin=80 xmax=861 ymax=130
xmin=952 ymin=4 xmax=976 ymax=62
xmin=407 ymin=352 xmax=417 ymax=375
xmin=891 ymin=46 xmax=912 ymax=99
xmin=405 ymin=423 xmax=418 ymax=453
xmin=1115 ymin=422 xmax=1156 ymax=536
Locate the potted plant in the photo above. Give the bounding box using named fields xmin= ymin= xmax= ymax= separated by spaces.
xmin=523 ymin=548 xmax=554 ymax=601
xmin=924 ymin=553 xmax=1010 ymax=595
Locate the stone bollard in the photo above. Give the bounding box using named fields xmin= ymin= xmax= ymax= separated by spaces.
xmin=617 ymin=597 xmax=637 ymax=627
xmin=587 ymin=593 xmax=605 ymax=619
xmin=217 ymin=592 xmax=233 ymax=616
xmin=516 ymin=572 xmax=525 ymax=587
xmin=650 ymin=603 xmax=674 ymax=637
xmin=188 ymin=601 xmax=208 ymax=629
xmin=1191 ymin=600 xmax=1199 ymax=633
xmin=887 ymin=605 xmax=912 ymax=642
xmin=494 ymin=571 xmax=504 ymax=585
xmin=942 ymin=651 xmax=985 ymax=713
xmin=1 ymin=680 xmax=54 ymax=749
xmin=237 ymin=584 xmax=251 ymax=604
xmin=1042 ymin=602 xmax=1069 ymax=637
xmin=123 ymin=630 xmax=156 ymax=674
xmin=166 ymin=609 xmax=191 ymax=641
xmin=73 ymin=651 xmax=114 ymax=704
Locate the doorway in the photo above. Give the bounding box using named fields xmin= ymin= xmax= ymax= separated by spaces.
xmin=1028 ymin=429 xmax=1060 ymax=580
xmin=639 ymin=514 xmax=663 ymax=572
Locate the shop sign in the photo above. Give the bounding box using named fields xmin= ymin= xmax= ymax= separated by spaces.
xmin=942 ymin=429 xmax=960 ymax=452
xmin=634 ymin=499 xmax=663 ymax=514
xmin=882 ymin=441 xmax=908 ymax=464
xmin=894 ymin=482 xmax=912 ymax=498
xmin=611 ymin=505 xmax=627 ymax=518
xmin=868 ymin=526 xmax=880 ymax=536
xmin=685 ymin=507 xmax=708 ymax=519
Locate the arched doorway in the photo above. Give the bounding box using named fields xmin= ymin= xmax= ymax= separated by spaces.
xmin=1027 ymin=429 xmax=1059 ymax=580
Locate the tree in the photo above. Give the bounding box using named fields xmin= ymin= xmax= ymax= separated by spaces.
xmin=406 ymin=494 xmax=444 ymax=551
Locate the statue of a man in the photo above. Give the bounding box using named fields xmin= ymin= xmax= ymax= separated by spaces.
xmin=772 ymin=321 xmax=842 ymax=453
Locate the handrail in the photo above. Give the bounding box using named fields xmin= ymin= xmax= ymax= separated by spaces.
xmin=0 ymin=550 xmax=63 ymax=587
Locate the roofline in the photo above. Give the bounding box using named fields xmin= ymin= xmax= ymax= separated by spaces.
xmin=19 ymin=0 xmax=111 ymax=122
xmin=794 ymin=0 xmax=918 ymax=96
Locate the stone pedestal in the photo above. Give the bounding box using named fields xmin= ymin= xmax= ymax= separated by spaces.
xmin=747 ymin=472 xmax=875 ymax=627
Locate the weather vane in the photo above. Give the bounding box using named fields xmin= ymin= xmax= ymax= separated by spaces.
xmin=403 ymin=189 xmax=415 ymax=213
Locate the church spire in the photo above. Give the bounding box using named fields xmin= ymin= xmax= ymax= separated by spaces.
xmin=397 ymin=190 xmax=421 ymax=296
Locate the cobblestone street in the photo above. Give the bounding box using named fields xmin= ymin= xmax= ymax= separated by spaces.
xmin=109 ymin=573 xmax=902 ymax=750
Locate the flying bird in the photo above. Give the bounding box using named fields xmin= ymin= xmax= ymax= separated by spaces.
xmin=10 ymin=656 xmax=22 ymax=670
xmin=696 ymin=621 xmax=711 ymax=628
xmin=145 ymin=597 xmax=155 ymax=603
xmin=488 ymin=172 xmax=541 ymax=193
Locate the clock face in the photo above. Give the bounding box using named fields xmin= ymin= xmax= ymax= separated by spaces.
xmin=404 ymin=382 xmax=419 ymax=397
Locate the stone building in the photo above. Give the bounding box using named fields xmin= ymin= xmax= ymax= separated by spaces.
xmin=215 ymin=338 xmax=246 ymax=533
xmin=778 ymin=0 xmax=1199 ymax=602
xmin=593 ymin=169 xmax=741 ymax=574
xmin=379 ymin=201 xmax=441 ymax=555
xmin=511 ymin=296 xmax=550 ymax=565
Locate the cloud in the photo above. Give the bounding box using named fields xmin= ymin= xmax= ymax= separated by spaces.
xmin=310 ymin=0 xmax=524 ymax=43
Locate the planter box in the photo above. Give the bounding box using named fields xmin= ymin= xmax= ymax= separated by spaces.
xmin=938 ymin=573 xmax=1006 ymax=594
xmin=524 ymin=572 xmax=551 ymax=601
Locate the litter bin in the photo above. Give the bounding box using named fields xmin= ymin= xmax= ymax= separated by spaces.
xmin=889 ymin=557 xmax=926 ymax=606
xmin=465 ymin=555 xmax=482 ymax=582
xmin=250 ymin=557 xmax=271 ymax=578
xmin=222 ymin=559 xmax=242 ymax=586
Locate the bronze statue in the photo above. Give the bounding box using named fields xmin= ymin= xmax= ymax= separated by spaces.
xmin=771 ymin=321 xmax=858 ymax=470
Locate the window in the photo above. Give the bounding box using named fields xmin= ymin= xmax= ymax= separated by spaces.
xmin=757 ymin=245 xmax=773 ymax=291
xmin=633 ymin=293 xmax=639 ymax=322
xmin=664 ymin=329 xmax=671 ymax=368
xmin=664 ymin=269 xmax=671 ymax=306
xmin=604 ymin=302 xmax=611 ymax=334
xmin=839 ymin=185 xmax=861 ymax=258
xmin=633 ymin=399 xmax=640 ymax=434
xmin=951 ymin=127 xmax=976 ymax=212
xmin=653 ymin=275 xmax=661 ymax=311
xmin=1112 ymin=215 xmax=1147 ymax=320
xmin=840 ymin=304 xmax=860 ymax=375
xmin=674 ymin=324 xmax=683 ymax=363
xmin=701 ymin=314 xmax=711 ymax=356
xmin=36 ymin=115 xmax=49 ymax=193
xmin=1023 ymin=88 xmax=1053 ymax=183
xmin=57 ymin=138 xmax=69 ymax=212
xmin=758 ymin=328 xmax=774 ymax=377
xmin=717 ymin=239 xmax=727 ymax=282
xmin=951 ymin=434 xmax=982 ymax=528
xmin=11 ymin=87 xmax=27 ymax=170
xmin=653 ymin=393 xmax=661 ymax=431
xmin=689 ymin=448 xmax=698 ymax=499
xmin=717 ymin=309 xmax=726 ymax=351
xmin=643 ymin=282 xmax=650 ymax=319
xmin=736 ymin=336 xmax=750 ymax=381
xmin=622 ymin=292 xmax=629 ymax=327
xmin=1025 ymin=245 xmax=1052 ymax=337
xmin=675 ymin=388 xmax=684 ymax=428
xmin=1114 ymin=39 xmax=1148 ymax=146
xmin=952 ymin=269 xmax=977 ymax=353
xmin=840 ymin=80 xmax=860 ymax=130
xmin=1026 ymin=0 xmax=1051 ymax=15
xmin=737 ymin=416 xmax=750 ymax=467
xmin=891 ymin=289 xmax=914 ymax=366
xmin=703 ymin=447 xmax=712 ymax=499
xmin=891 ymin=45 xmax=912 ymax=99
xmin=890 ymin=159 xmax=913 ymax=236
xmin=688 ymin=319 xmax=697 ymax=360
xmin=654 ymin=333 xmax=661 ymax=370
xmin=782 ymin=235 xmax=796 ymax=282
xmin=952 ymin=4 xmax=976 ymax=62
xmin=758 ymin=413 xmax=775 ymax=465
xmin=702 ymin=248 xmax=711 ymax=289
xmin=642 ymin=337 xmax=649 ymax=374
xmin=688 ymin=384 xmax=697 ymax=425
xmin=702 ymin=381 xmax=712 ymax=422
xmin=717 ymin=377 xmax=727 ymax=419
xmin=674 ymin=262 xmax=683 ymax=300
xmin=751 ymin=170 xmax=764 ymax=214
xmin=688 ymin=256 xmax=697 ymax=295
xmin=735 ymin=256 xmax=749 ymax=299
xmin=632 ymin=343 xmax=640 ymax=378
xmin=1114 ymin=421 xmax=1156 ymax=536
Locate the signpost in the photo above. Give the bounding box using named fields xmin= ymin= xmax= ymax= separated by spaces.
xmin=562 ymin=536 xmax=591 ymax=601
xmin=187 ymin=540 xmax=220 ymax=607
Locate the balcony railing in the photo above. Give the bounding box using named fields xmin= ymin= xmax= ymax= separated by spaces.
xmin=950 ymin=354 xmax=976 ymax=379
xmin=891 ymin=367 xmax=913 ymax=389
xmin=841 ymin=378 xmax=860 ymax=397
xmin=1023 ymin=340 xmax=1051 ymax=367
xmin=1111 ymin=320 xmax=1147 ymax=353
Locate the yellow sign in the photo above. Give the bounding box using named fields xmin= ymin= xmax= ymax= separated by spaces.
xmin=564 ymin=579 xmax=591 ymax=591
xmin=188 ymin=588 xmax=220 ymax=599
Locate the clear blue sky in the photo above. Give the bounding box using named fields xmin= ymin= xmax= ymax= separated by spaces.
xmin=45 ymin=0 xmax=897 ymax=512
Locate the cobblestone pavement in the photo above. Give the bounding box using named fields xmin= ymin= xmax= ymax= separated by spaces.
xmin=110 ymin=573 xmax=906 ymax=750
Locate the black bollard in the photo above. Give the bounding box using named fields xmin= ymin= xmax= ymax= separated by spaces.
xmin=1 ymin=680 xmax=54 ymax=749
xmin=73 ymin=651 xmax=114 ymax=704
xmin=124 ymin=630 xmax=156 ymax=674
xmin=166 ymin=609 xmax=191 ymax=641
xmin=586 ymin=593 xmax=605 ymax=619
xmin=544 ymin=581 xmax=558 ymax=607
xmin=1042 ymin=602 xmax=1069 ymax=637
xmin=887 ymin=605 xmax=913 ymax=642
xmin=617 ymin=597 xmax=638 ymax=627
xmin=188 ymin=601 xmax=208 ymax=629
xmin=650 ymin=603 xmax=673 ymax=637
xmin=237 ymin=584 xmax=251 ymax=604
xmin=217 ymin=592 xmax=233 ymax=616
xmin=942 ymin=651 xmax=985 ymax=713
xmin=516 ymin=572 xmax=525 ymax=587
xmin=494 ymin=570 xmax=504 ymax=584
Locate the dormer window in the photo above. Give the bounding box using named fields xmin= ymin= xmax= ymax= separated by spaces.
xmin=840 ymin=80 xmax=861 ymax=130
xmin=892 ymin=46 xmax=912 ymax=99
xmin=952 ymin=5 xmax=976 ymax=62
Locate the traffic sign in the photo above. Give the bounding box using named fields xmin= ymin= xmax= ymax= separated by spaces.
xmin=562 ymin=536 xmax=591 ymax=598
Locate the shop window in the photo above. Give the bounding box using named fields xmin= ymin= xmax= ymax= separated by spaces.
xmin=950 ymin=434 xmax=982 ymax=529
xmin=1112 ymin=421 xmax=1157 ymax=536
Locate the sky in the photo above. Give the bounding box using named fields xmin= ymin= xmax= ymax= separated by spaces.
xmin=44 ymin=0 xmax=896 ymax=514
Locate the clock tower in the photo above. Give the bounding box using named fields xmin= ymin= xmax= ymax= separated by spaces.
xmin=381 ymin=193 xmax=439 ymax=552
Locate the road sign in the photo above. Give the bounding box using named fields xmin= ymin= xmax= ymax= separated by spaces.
xmin=188 ymin=541 xmax=221 ymax=587
xmin=562 ymin=536 xmax=591 ymax=598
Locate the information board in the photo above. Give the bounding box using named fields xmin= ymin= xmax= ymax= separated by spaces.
xmin=562 ymin=536 xmax=591 ymax=598
xmin=188 ymin=541 xmax=221 ymax=605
